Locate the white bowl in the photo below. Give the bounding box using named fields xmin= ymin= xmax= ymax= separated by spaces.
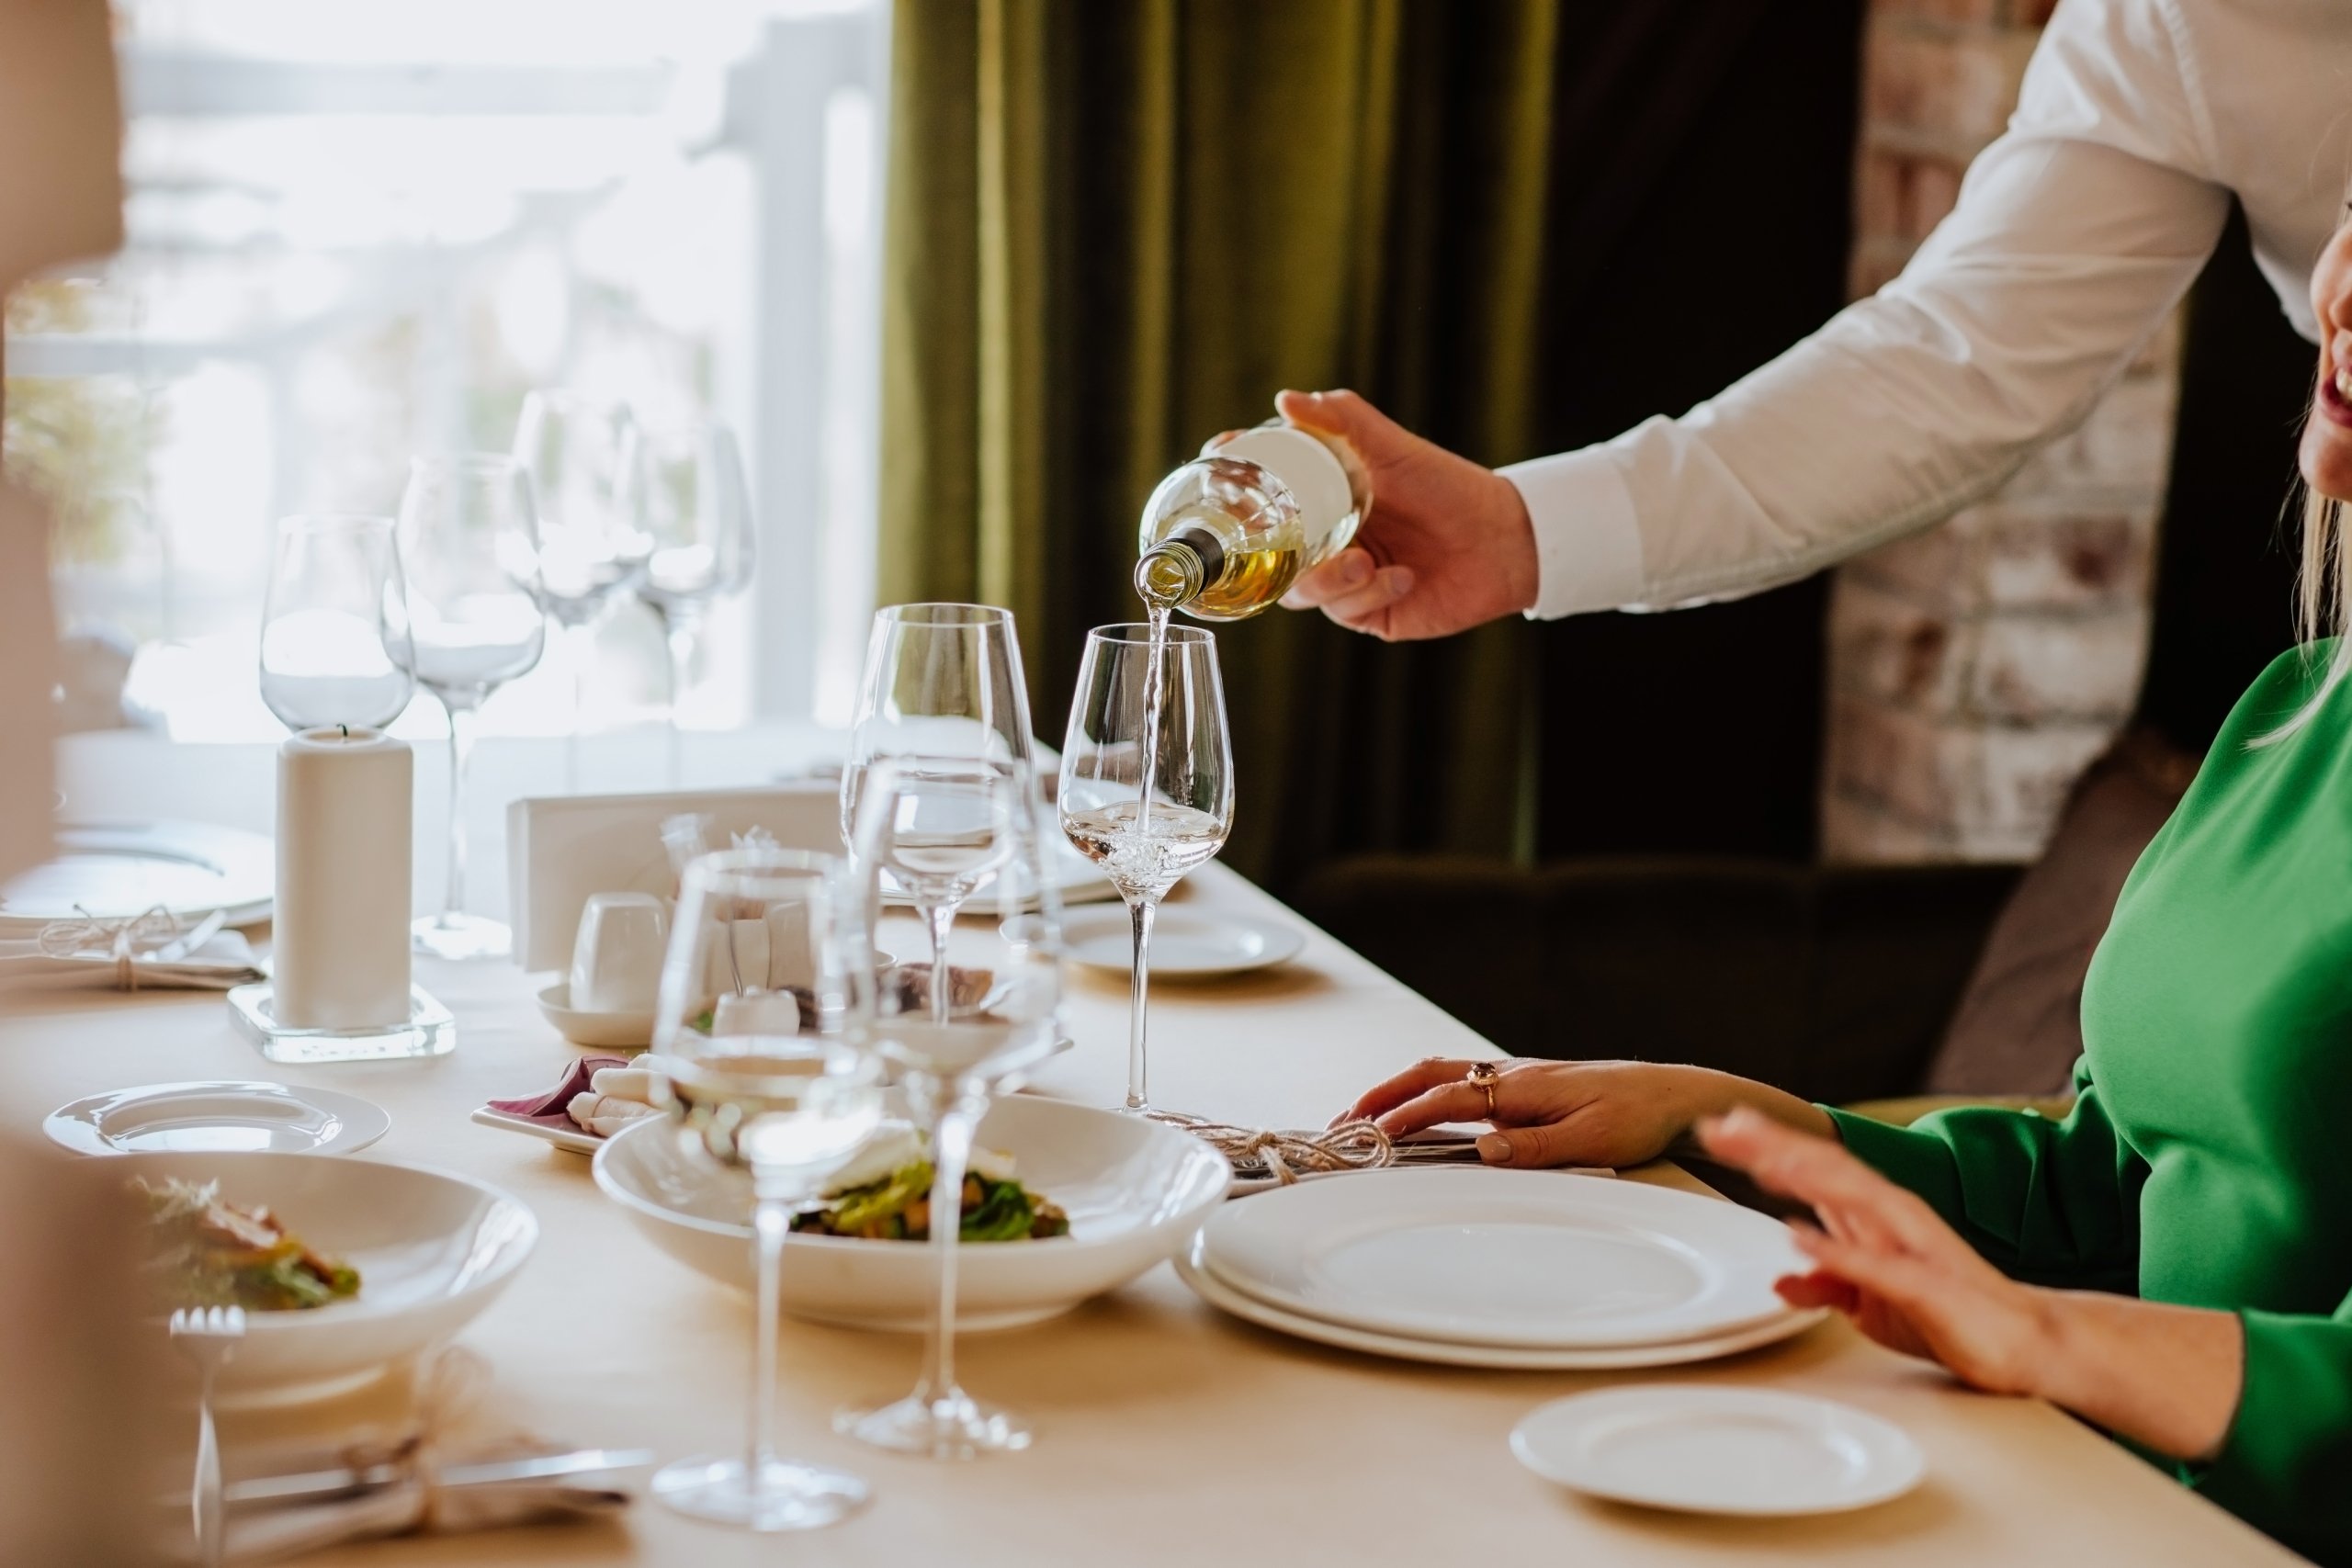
xmin=593 ymin=1095 xmax=1229 ymax=1331
xmin=535 ymin=982 xmax=654 ymax=1050
xmin=120 ymin=1151 xmax=537 ymax=1404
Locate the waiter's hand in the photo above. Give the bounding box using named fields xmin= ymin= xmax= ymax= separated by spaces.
xmin=1272 ymin=389 xmax=1540 ymax=640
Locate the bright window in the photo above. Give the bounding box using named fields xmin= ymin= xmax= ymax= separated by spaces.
xmin=5 ymin=0 xmax=887 ymax=741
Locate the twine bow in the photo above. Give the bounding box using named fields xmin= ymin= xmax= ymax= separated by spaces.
xmin=1151 ymin=1112 xmax=1396 ymax=1186
xmin=34 ymin=903 xmax=181 ymax=991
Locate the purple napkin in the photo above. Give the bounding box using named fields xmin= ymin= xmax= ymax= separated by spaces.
xmin=487 ymin=1057 xmax=631 ymax=1131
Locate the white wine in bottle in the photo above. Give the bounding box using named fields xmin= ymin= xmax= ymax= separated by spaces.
xmin=1133 ymin=421 xmax=1372 ymax=621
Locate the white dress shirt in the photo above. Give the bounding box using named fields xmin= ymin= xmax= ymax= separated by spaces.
xmin=1506 ymin=0 xmax=2351 ymax=618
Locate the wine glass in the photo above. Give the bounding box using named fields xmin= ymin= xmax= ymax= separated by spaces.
xmin=651 ymin=847 xmax=886 ymax=1530
xmin=256 ymin=514 xmax=415 ymax=732
xmin=839 ymin=755 xmax=1065 ymax=1460
xmin=1057 ymin=624 xmax=1233 ymax=1113
xmin=512 ymin=390 xmax=649 ymax=790
xmin=622 ymin=418 xmax=756 ymax=785
xmin=396 ymin=455 xmax=548 ymax=961
xmin=841 ymin=604 xmax=1040 ymax=983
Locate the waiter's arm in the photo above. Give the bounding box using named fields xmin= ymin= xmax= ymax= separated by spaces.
xmin=1289 ymin=0 xmax=2233 ymax=634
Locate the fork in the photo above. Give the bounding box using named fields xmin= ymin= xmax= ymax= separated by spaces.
xmin=169 ymin=1305 xmax=245 ymax=1568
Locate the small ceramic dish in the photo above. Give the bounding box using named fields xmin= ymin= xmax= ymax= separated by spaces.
xmin=534 ymin=983 xmax=656 ymax=1050
xmin=44 ymin=1080 xmax=390 ymax=1157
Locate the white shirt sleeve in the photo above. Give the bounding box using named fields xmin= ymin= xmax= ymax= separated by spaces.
xmin=1507 ymin=0 xmax=2233 ymax=618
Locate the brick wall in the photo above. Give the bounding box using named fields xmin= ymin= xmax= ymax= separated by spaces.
xmin=1819 ymin=0 xmax=2179 ymax=862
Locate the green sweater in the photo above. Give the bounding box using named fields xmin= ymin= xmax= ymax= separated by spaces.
xmin=1828 ymin=645 xmax=2352 ymax=1565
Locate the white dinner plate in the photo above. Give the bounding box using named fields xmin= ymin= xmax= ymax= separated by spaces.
xmin=0 ymin=819 xmax=274 ymax=932
xmin=1510 ymin=1386 xmax=1924 ymax=1516
xmin=1176 ymin=1242 xmax=1826 ymax=1370
xmin=119 ymin=1149 xmax=537 ymax=1404
xmin=881 ymin=838 xmax=1119 ymax=911
xmin=596 ymin=1093 xmax=1229 ymax=1331
xmin=43 ymin=1080 xmax=390 ymax=1157
xmin=1199 ymin=1167 xmax=1808 ymax=1349
xmin=1061 ymin=907 xmax=1305 ymax=976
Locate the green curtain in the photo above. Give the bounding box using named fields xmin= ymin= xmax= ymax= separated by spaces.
xmin=879 ymin=0 xmax=1570 ymax=884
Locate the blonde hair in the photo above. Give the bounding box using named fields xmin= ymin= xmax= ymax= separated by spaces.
xmin=2255 ymin=482 xmax=2352 ymax=745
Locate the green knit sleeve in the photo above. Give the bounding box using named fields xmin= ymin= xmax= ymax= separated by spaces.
xmin=2189 ymin=1306 xmax=2352 ymax=1565
xmin=1819 ymin=1058 xmax=2147 ymax=1292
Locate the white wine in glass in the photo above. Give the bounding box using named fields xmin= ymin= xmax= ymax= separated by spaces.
xmin=1057 ymin=624 xmax=1233 ymax=1112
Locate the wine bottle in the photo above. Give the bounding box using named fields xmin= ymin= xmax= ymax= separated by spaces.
xmin=1134 ymin=421 xmax=1372 ymax=621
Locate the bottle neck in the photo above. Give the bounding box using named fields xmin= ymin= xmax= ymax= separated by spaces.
xmin=1135 ymin=526 xmax=1227 ymax=610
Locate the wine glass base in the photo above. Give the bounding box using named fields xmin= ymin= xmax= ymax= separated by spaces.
xmin=651 ymin=1455 xmax=870 ymax=1531
xmin=838 ymin=1389 xmax=1033 ymax=1461
xmin=411 ymin=913 xmax=512 ymax=962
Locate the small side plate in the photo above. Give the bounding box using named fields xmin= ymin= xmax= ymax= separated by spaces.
xmin=1061 ymin=908 xmax=1306 ymax=976
xmin=1510 ymin=1386 xmax=1925 ymax=1516
xmin=44 ymin=1080 xmax=390 ymax=1156
xmin=535 ymin=983 xmax=656 ymax=1050
xmin=470 ymin=1105 xmax=604 ymax=1155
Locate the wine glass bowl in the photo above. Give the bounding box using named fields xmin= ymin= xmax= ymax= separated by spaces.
xmin=1058 ymin=623 xmax=1234 ymax=1112
xmin=622 ymin=418 xmax=756 ymax=783
xmin=841 ymin=604 xmax=1036 ymax=829
xmin=396 ymin=453 xmax=547 ymax=962
xmin=649 ymin=847 xmax=885 ymax=1532
xmin=256 ymin=514 xmax=415 ymax=733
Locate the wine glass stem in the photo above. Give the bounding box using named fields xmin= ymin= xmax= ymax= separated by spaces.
xmin=662 ymin=606 xmax=699 ymax=791
xmin=1125 ymin=894 xmax=1158 ymax=1111
xmin=439 ymin=694 xmax=478 ymax=925
xmin=747 ymin=1171 xmax=792 ymax=1486
xmin=566 ymin=622 xmax=593 ymax=793
xmin=923 ymin=899 xmax=958 ymax=1025
xmin=919 ymin=1088 xmax=979 ymax=1405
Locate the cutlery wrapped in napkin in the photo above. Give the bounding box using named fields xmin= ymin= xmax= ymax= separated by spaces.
xmin=165 ymin=1350 xmax=644 ymax=1564
xmin=0 ymin=907 xmax=263 ymax=993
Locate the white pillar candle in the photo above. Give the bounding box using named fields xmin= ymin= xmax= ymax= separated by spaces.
xmin=273 ymin=727 xmax=413 ymax=1029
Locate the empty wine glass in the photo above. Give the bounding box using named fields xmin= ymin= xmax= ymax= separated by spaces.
xmin=1058 ymin=624 xmax=1233 ymax=1113
xmin=623 ymin=418 xmax=756 ymax=785
xmin=651 ymin=847 xmax=886 ymax=1530
xmin=512 ymin=390 xmax=648 ymax=790
xmin=840 ymin=756 xmax=1065 ymax=1461
xmin=396 ymin=454 xmax=547 ymax=961
xmin=842 ymin=602 xmax=1040 ymax=908
xmin=257 ymin=514 xmax=415 ymax=732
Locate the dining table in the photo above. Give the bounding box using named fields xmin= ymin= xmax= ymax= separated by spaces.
xmin=6 ymin=726 xmax=2304 ymax=1565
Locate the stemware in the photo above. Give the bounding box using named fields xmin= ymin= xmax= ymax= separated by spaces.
xmin=650 ymin=847 xmax=886 ymax=1530
xmin=1058 ymin=624 xmax=1234 ymax=1113
xmin=512 ymin=390 xmax=648 ymax=789
xmin=395 ymin=454 xmax=548 ymax=961
xmin=622 ymin=418 xmax=756 ymax=785
xmin=256 ymin=514 xmax=415 ymax=732
xmin=840 ymin=755 xmax=1066 ymax=1461
xmin=841 ymin=604 xmax=1039 ymax=970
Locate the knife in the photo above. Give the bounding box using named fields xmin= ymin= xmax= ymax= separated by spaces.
xmin=220 ymin=1448 xmax=654 ymax=1509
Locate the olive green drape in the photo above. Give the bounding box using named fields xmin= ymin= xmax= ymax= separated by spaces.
xmin=881 ymin=0 xmax=1570 ymax=885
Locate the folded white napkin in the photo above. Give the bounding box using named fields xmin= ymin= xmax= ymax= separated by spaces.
xmin=0 ymin=928 xmax=265 ymax=992
xmin=174 ymin=1350 xmax=637 ymax=1564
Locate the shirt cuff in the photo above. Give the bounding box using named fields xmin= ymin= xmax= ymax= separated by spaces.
xmin=1497 ymin=446 xmax=1646 ymax=618
xmin=2192 ymin=1308 xmax=2346 ymax=1544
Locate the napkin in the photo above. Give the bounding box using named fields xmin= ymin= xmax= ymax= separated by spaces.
xmin=0 ymin=926 xmax=265 ymax=993
xmin=176 ymin=1351 xmax=638 ymax=1564
xmin=486 ymin=1056 xmax=663 ymax=1139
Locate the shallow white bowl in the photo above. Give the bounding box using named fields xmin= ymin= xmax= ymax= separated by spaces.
xmin=594 ymin=1094 xmax=1230 ymax=1331
xmin=534 ymin=982 xmax=654 ymax=1050
xmin=119 ymin=1151 xmax=537 ymax=1404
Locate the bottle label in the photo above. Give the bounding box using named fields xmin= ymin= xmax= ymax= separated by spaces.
xmin=1210 ymin=426 xmax=1354 ymax=554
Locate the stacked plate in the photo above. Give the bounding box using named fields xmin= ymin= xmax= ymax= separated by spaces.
xmin=1176 ymin=1167 xmax=1826 ymax=1369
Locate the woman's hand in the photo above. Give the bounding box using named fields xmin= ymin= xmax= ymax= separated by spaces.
xmin=1335 ymin=1057 xmax=1835 ymax=1168
xmin=1270 ymin=389 xmax=1541 ymax=640
xmin=1698 ymin=1108 xmax=2057 ymax=1395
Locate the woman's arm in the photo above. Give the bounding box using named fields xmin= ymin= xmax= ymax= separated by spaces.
xmin=1702 ymin=1109 xmax=2242 ymax=1461
xmin=1336 ymin=1057 xmax=1834 ymax=1168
